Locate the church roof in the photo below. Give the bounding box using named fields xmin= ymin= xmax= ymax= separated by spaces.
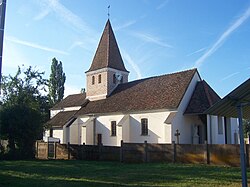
xmin=76 ymin=69 xmax=197 ymax=115
xmin=46 ymin=111 xmax=77 ymax=128
xmin=86 ymin=19 xmax=128 ymax=73
xmin=52 ymin=93 xmax=87 ymax=110
xmin=184 ymin=80 xmax=221 ymax=115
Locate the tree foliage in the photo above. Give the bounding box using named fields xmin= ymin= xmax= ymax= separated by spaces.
xmin=243 ymin=119 xmax=250 ymax=138
xmin=0 ymin=66 xmax=49 ymax=159
xmin=48 ymin=58 xmax=66 ymax=105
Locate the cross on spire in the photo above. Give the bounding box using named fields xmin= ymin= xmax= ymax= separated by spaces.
xmin=108 ymin=5 xmax=110 ymax=19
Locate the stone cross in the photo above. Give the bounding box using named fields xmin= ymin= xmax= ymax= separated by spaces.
xmin=174 ymin=129 xmax=180 ymax=144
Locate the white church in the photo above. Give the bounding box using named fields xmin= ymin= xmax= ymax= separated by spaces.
xmin=44 ymin=20 xmax=238 ymax=146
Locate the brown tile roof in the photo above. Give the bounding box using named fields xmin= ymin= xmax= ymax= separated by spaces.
xmin=52 ymin=93 xmax=87 ymax=110
xmin=76 ymin=69 xmax=197 ymax=116
xmin=46 ymin=111 xmax=77 ymax=128
xmin=184 ymin=80 xmax=221 ymax=114
xmin=86 ymin=19 xmax=128 ymax=73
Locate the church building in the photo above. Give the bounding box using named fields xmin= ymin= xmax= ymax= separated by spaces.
xmin=44 ymin=20 xmax=238 ymax=145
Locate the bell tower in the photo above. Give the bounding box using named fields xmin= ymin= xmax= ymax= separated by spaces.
xmin=85 ymin=20 xmax=129 ymax=101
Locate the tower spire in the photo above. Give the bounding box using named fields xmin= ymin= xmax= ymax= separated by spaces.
xmin=85 ymin=20 xmax=129 ymax=101
xmin=86 ymin=19 xmax=128 ymax=73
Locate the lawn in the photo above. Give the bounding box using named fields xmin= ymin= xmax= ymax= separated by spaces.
xmin=0 ymin=160 xmax=248 ymax=187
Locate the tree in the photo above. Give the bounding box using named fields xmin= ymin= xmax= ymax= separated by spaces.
xmin=243 ymin=119 xmax=250 ymax=138
xmin=48 ymin=58 xmax=66 ymax=104
xmin=0 ymin=66 xmax=49 ymax=159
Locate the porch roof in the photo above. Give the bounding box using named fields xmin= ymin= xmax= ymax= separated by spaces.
xmin=52 ymin=93 xmax=87 ymax=110
xmin=205 ymin=78 xmax=250 ymax=119
xmin=184 ymin=80 xmax=221 ymax=115
xmin=46 ymin=111 xmax=77 ymax=128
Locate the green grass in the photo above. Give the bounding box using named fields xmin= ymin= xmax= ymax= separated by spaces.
xmin=0 ymin=160 xmax=248 ymax=187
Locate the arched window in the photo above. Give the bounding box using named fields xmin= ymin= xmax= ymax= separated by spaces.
xmin=98 ymin=74 xmax=101 ymax=83
xmin=111 ymin=121 xmax=116 ymax=136
xmin=141 ymin=118 xmax=148 ymax=136
xmin=113 ymin=74 xmax=116 ymax=84
xmin=92 ymin=76 xmax=95 ymax=85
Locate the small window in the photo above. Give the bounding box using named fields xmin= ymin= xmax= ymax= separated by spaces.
xmin=218 ymin=117 xmax=223 ymax=134
xmin=141 ymin=118 xmax=148 ymax=136
xmin=98 ymin=74 xmax=101 ymax=83
xmin=113 ymin=74 xmax=116 ymax=84
xmin=92 ymin=76 xmax=95 ymax=85
xmin=49 ymin=129 xmax=53 ymax=137
xmin=111 ymin=121 xmax=116 ymax=136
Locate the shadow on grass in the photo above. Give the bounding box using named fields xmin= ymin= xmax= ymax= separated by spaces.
xmin=0 ymin=160 xmax=245 ymax=187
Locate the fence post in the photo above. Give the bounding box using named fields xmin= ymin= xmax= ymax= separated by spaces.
xmin=82 ymin=143 xmax=85 ymax=160
xmin=99 ymin=143 xmax=102 ymax=161
xmin=120 ymin=140 xmax=123 ymax=162
xmin=36 ymin=141 xmax=39 ymax=158
xmin=67 ymin=142 xmax=70 ymax=160
xmin=47 ymin=141 xmax=49 ymax=159
xmin=172 ymin=141 xmax=176 ymax=163
xmin=54 ymin=142 xmax=57 ymax=159
xmin=204 ymin=141 xmax=210 ymax=164
xmin=144 ymin=141 xmax=148 ymax=163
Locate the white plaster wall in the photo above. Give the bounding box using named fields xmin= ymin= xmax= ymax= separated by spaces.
xmin=82 ymin=127 xmax=87 ymax=144
xmin=122 ymin=121 xmax=130 ymax=143
xmin=129 ymin=111 xmax=171 ymax=144
xmin=210 ymin=115 xmax=218 ymax=143
xmin=79 ymin=111 xmax=173 ymax=145
xmin=51 ymin=110 xmax=62 ymax=118
xmin=207 ymin=115 xmax=211 ymax=144
xmin=171 ymin=72 xmax=201 ymax=144
xmin=63 ymin=106 xmax=81 ymax=111
xmin=63 ymin=125 xmax=71 ymax=144
xmin=43 ymin=130 xmax=50 ymax=142
xmin=78 ymin=117 xmax=88 ymax=144
xmin=95 ymin=115 xmax=124 ymax=146
xmin=53 ymin=129 xmax=63 ymax=142
xmin=216 ymin=116 xmax=225 ymax=144
xmin=164 ymin=125 xmax=172 ymax=143
xmin=50 ymin=107 xmax=81 ymax=118
xmin=85 ymin=118 xmax=94 ymax=145
xmin=229 ymin=118 xmax=239 ymax=144
xmin=69 ymin=121 xmax=79 ymax=144
xmin=207 ymin=115 xmax=225 ymax=144
xmin=117 ymin=126 xmax=122 ymax=145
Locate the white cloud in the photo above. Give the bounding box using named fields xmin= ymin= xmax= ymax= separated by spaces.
xmin=33 ymin=7 xmax=51 ymax=21
xmin=68 ymin=41 xmax=84 ymax=51
xmin=186 ymin=47 xmax=207 ymax=57
xmin=122 ymin=50 xmax=142 ymax=79
xmin=6 ymin=36 xmax=69 ymax=55
xmin=2 ymin=42 xmax=30 ymax=71
xmin=221 ymin=72 xmax=240 ymax=81
xmin=114 ymin=20 xmax=137 ymax=31
xmin=34 ymin=0 xmax=96 ymax=35
xmin=195 ymin=6 xmax=250 ymax=68
xmin=156 ymin=0 xmax=169 ymax=10
xmin=132 ymin=32 xmax=173 ymax=48
xmin=64 ymin=84 xmax=81 ymax=97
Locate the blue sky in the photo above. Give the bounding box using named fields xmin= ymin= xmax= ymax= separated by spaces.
xmin=2 ymin=0 xmax=250 ymax=97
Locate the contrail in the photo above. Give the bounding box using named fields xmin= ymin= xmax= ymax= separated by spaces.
xmin=195 ymin=6 xmax=250 ymax=68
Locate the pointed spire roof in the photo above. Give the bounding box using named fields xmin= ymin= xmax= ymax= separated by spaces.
xmin=86 ymin=19 xmax=129 ymax=72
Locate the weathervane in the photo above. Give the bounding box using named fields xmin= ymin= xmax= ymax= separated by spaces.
xmin=108 ymin=5 xmax=110 ymax=19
